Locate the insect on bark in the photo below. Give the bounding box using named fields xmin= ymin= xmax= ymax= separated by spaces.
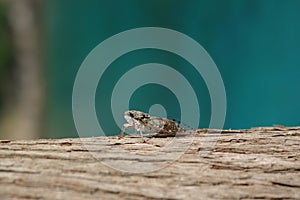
xmin=120 ymin=110 xmax=187 ymax=140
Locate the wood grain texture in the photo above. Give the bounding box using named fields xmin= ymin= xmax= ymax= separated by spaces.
xmin=0 ymin=127 xmax=300 ymax=199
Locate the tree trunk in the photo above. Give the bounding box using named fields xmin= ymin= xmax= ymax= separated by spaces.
xmin=0 ymin=0 xmax=44 ymax=139
xmin=0 ymin=127 xmax=299 ymax=199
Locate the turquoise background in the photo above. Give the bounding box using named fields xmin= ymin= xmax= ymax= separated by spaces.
xmin=45 ymin=0 xmax=300 ymax=138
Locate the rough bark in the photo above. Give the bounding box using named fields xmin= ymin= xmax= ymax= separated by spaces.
xmin=0 ymin=127 xmax=299 ymax=199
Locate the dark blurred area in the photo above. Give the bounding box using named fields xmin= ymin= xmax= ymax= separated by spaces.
xmin=0 ymin=0 xmax=300 ymax=139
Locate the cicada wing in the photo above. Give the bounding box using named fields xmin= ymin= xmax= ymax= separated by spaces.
xmin=147 ymin=117 xmax=183 ymax=134
xmin=142 ymin=117 xmax=166 ymax=132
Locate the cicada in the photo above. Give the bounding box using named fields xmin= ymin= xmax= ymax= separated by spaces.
xmin=120 ymin=110 xmax=186 ymax=139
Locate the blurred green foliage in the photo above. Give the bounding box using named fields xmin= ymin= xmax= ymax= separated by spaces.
xmin=0 ymin=4 xmax=11 ymax=69
xmin=0 ymin=2 xmax=11 ymax=109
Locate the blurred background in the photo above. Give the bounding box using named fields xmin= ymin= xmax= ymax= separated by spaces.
xmin=0 ymin=0 xmax=299 ymax=139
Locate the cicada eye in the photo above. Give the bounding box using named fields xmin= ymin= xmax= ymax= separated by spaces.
xmin=129 ymin=112 xmax=134 ymax=118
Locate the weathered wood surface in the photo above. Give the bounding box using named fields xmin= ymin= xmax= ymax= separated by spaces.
xmin=0 ymin=127 xmax=300 ymax=199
